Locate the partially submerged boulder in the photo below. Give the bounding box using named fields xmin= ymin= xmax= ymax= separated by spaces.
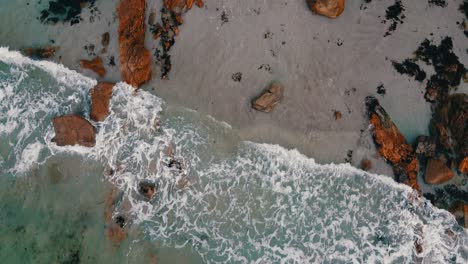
xmin=458 ymin=157 xmax=468 ymax=174
xmin=366 ymin=96 xmax=420 ymax=191
xmin=307 ymin=0 xmax=345 ymax=19
xmin=425 ymin=159 xmax=454 ymax=185
xmin=118 ymin=0 xmax=152 ymax=88
xmin=252 ymin=82 xmax=284 ymax=113
xmin=138 ymin=181 xmax=157 ymax=200
xmin=90 ymin=82 xmax=115 ymax=122
xmin=80 ymin=57 xmax=106 ymax=77
xmin=52 ymin=115 xmax=96 ymax=147
xmin=23 ymin=46 xmax=57 ymax=59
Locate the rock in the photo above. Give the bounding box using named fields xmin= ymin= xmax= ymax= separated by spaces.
xmin=138 ymin=181 xmax=156 ymax=200
xmin=449 ymin=202 xmax=468 ymax=228
xmin=414 ymin=135 xmax=436 ymax=158
xmin=333 ymin=110 xmax=342 ymax=120
xmin=360 ymin=159 xmax=372 ymax=171
xmin=118 ymin=0 xmax=152 ymax=88
xmin=90 ymin=82 xmax=114 ymax=122
xmin=101 ymin=32 xmax=110 ymax=53
xmin=80 ymin=57 xmax=106 ymax=77
xmin=366 ymin=96 xmax=420 ymax=191
xmin=414 ymin=240 xmax=423 ymax=254
xmin=459 ymin=157 xmax=468 ymax=174
xmin=252 ymin=82 xmax=284 ymax=113
xmin=23 ymin=46 xmax=57 ymax=59
xmin=447 ymin=94 xmax=468 ymax=158
xmin=307 ymin=0 xmax=345 ymax=19
xmin=106 ymin=224 xmax=126 ymax=245
xmin=425 ymin=159 xmax=454 ymax=185
xmin=52 ymin=115 xmax=96 ymax=147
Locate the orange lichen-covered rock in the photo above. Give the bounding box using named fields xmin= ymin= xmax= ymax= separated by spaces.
xmin=252 ymin=82 xmax=284 ymax=113
xmin=366 ymin=96 xmax=420 ymax=191
xmin=307 ymin=0 xmax=345 ymax=19
xmin=52 ymin=115 xmax=96 ymax=147
xmin=459 ymin=157 xmax=468 ymax=174
xmin=118 ymin=0 xmax=152 ymax=88
xmin=425 ymin=159 xmax=454 ymax=185
xmin=80 ymin=57 xmax=106 ymax=77
xmin=90 ymin=82 xmax=114 ymax=122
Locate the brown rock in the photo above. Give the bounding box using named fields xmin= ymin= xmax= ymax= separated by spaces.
xmin=360 ymin=159 xmax=372 ymax=171
xmin=139 ymin=181 xmax=156 ymax=200
xmin=307 ymin=0 xmax=345 ymax=19
xmin=425 ymin=159 xmax=454 ymax=185
xmin=366 ymin=96 xmax=420 ymax=191
xmin=118 ymin=0 xmax=152 ymax=88
xmin=52 ymin=115 xmax=96 ymax=147
xmin=333 ymin=110 xmax=342 ymax=120
xmin=80 ymin=57 xmax=106 ymax=77
xmin=252 ymin=82 xmax=284 ymax=113
xmin=101 ymin=32 xmax=110 ymax=53
xmin=23 ymin=46 xmax=57 ymax=59
xmin=90 ymin=82 xmax=115 ymax=122
xmin=459 ymin=157 xmax=468 ymax=174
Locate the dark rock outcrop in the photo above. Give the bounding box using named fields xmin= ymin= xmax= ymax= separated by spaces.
xmin=80 ymin=57 xmax=106 ymax=77
xmin=307 ymin=0 xmax=345 ymax=19
xmin=366 ymin=96 xmax=420 ymax=191
xmin=425 ymin=159 xmax=454 ymax=185
xmin=118 ymin=0 xmax=152 ymax=88
xmin=52 ymin=115 xmax=96 ymax=147
xmin=252 ymin=82 xmax=284 ymax=113
xmin=90 ymin=82 xmax=114 ymax=122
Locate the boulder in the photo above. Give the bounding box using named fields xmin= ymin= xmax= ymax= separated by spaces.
xmin=118 ymin=0 xmax=152 ymax=88
xmin=414 ymin=135 xmax=436 ymax=158
xmin=90 ymin=82 xmax=115 ymax=122
xmin=307 ymin=0 xmax=345 ymax=19
xmin=425 ymin=159 xmax=454 ymax=185
xmin=23 ymin=46 xmax=57 ymax=59
xmin=460 ymin=157 xmax=468 ymax=174
xmin=52 ymin=115 xmax=96 ymax=147
xmin=360 ymin=159 xmax=372 ymax=171
xmin=252 ymin=82 xmax=284 ymax=113
xmin=366 ymin=96 xmax=420 ymax=191
xmin=138 ymin=181 xmax=156 ymax=200
xmin=80 ymin=57 xmax=106 ymax=77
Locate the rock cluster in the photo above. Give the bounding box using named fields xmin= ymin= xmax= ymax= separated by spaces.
xmin=117 ymin=0 xmax=152 ymax=88
xmin=23 ymin=46 xmax=57 ymax=59
xmin=366 ymin=96 xmax=420 ymax=191
xmin=149 ymin=0 xmax=204 ymax=79
xmin=52 ymin=115 xmax=96 ymax=147
xmin=80 ymin=57 xmax=106 ymax=77
xmin=252 ymin=82 xmax=284 ymax=113
xmin=90 ymin=82 xmax=115 ymax=122
xmin=307 ymin=0 xmax=345 ymax=19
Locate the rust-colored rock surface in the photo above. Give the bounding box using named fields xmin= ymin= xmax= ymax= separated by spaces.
xmin=252 ymin=82 xmax=284 ymax=113
xmin=118 ymin=0 xmax=152 ymax=88
xmin=307 ymin=0 xmax=345 ymax=19
xmin=80 ymin=57 xmax=106 ymax=77
xmin=425 ymin=159 xmax=454 ymax=185
xmin=460 ymin=157 xmax=468 ymax=174
xmin=366 ymin=96 xmax=420 ymax=191
xmin=24 ymin=46 xmax=57 ymax=59
xmin=90 ymin=82 xmax=115 ymax=122
xmin=52 ymin=115 xmax=96 ymax=147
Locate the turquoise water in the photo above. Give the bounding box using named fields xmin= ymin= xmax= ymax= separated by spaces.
xmin=1 ymin=49 xmax=467 ymax=263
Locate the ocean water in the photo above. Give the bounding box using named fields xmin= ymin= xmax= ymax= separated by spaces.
xmin=1 ymin=48 xmax=467 ymax=263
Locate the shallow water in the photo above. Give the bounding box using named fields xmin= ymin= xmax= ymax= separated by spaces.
xmin=1 ymin=48 xmax=467 ymax=263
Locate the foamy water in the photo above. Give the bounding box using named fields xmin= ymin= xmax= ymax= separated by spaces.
xmin=1 ymin=48 xmax=467 ymax=263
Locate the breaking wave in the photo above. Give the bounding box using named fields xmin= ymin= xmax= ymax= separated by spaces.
xmin=1 ymin=48 xmax=467 ymax=263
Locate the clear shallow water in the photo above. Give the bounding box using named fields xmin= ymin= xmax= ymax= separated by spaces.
xmin=0 ymin=48 xmax=467 ymax=263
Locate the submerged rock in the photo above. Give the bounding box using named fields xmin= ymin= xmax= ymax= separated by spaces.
xmin=138 ymin=181 xmax=157 ymax=200
xmin=101 ymin=32 xmax=110 ymax=53
xmin=118 ymin=0 xmax=152 ymax=88
xmin=79 ymin=57 xmax=106 ymax=77
xmin=23 ymin=46 xmax=57 ymax=59
xmin=52 ymin=115 xmax=96 ymax=147
xmin=252 ymin=82 xmax=284 ymax=113
xmin=366 ymin=96 xmax=420 ymax=191
xmin=425 ymin=159 xmax=454 ymax=185
xmin=307 ymin=0 xmax=345 ymax=19
xmin=360 ymin=159 xmax=372 ymax=171
xmin=90 ymin=82 xmax=114 ymax=122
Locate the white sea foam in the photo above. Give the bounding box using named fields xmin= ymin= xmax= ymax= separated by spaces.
xmin=1 ymin=48 xmax=467 ymax=263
